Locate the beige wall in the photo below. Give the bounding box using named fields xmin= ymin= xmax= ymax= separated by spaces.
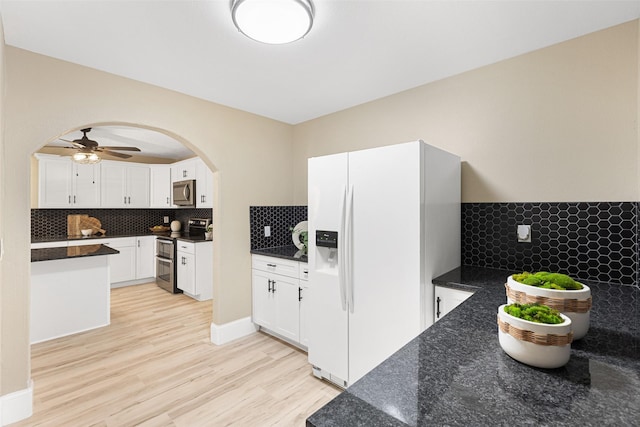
xmin=1 ymin=47 xmax=294 ymax=394
xmin=292 ymin=21 xmax=640 ymax=204
xmin=0 ymin=13 xmax=5 ymax=398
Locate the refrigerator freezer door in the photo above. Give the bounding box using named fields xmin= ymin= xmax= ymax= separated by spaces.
xmin=347 ymin=142 xmax=423 ymax=384
xmin=308 ymin=152 xmax=349 ymax=384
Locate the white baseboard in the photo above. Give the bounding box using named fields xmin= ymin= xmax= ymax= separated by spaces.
xmin=210 ymin=317 xmax=258 ymax=345
xmin=1 ymin=380 xmax=33 ymax=426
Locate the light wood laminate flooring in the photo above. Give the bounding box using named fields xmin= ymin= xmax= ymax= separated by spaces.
xmin=15 ymin=283 xmax=340 ymax=426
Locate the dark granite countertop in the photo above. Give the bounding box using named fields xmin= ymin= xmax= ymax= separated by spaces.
xmin=32 ymin=244 xmax=120 ymax=262
xmin=307 ymin=266 xmax=640 ymax=426
xmin=250 ymin=245 xmax=308 ymax=263
xmin=33 ymin=232 xmax=212 ymax=244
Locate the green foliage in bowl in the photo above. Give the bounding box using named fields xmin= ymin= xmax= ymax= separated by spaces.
xmin=512 ymin=271 xmax=583 ymax=290
xmin=504 ymin=303 xmax=564 ymax=324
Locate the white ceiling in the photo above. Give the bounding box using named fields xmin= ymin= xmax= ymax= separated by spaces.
xmin=3 ymin=0 xmax=640 ymax=157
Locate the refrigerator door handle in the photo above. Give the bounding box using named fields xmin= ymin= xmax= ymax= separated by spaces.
xmin=338 ymin=185 xmax=348 ymax=311
xmin=346 ymin=184 xmax=355 ymax=314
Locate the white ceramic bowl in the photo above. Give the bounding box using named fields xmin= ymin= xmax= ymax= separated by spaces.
xmin=497 ymin=304 xmax=572 ymax=369
xmin=81 ymin=229 xmax=93 ymax=236
xmin=506 ymin=275 xmax=591 ymax=340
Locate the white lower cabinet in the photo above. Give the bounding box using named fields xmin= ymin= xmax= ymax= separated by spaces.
xmin=434 ymin=285 xmax=474 ymax=322
xmin=176 ymin=240 xmax=213 ymax=301
xmin=57 ymin=236 xmax=156 ymax=285
xmin=299 ymin=265 xmax=309 ymax=347
xmin=251 ymin=254 xmax=308 ymax=349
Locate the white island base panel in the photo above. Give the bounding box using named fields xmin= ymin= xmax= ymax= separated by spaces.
xmin=30 ymin=255 xmax=111 ymax=344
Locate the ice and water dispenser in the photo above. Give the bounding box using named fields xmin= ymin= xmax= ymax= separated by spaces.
xmin=315 ymin=230 xmax=339 ymax=272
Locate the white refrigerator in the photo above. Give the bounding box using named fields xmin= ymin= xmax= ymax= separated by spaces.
xmin=307 ymin=140 xmax=460 ymax=387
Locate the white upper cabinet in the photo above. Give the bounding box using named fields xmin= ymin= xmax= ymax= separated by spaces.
xmin=150 ymin=165 xmax=172 ymax=208
xmin=100 ymin=161 xmax=150 ymax=208
xmin=171 ymin=159 xmax=196 ymax=182
xmin=37 ymin=155 xmax=100 ymax=208
xmin=195 ymin=158 xmax=213 ymax=208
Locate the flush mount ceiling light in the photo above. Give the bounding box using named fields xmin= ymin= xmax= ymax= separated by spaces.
xmin=231 ymin=0 xmax=314 ymax=44
xmin=72 ymin=151 xmax=101 ymax=164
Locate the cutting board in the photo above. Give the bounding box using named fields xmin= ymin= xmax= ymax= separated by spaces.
xmin=79 ymin=216 xmax=106 ymax=235
xmin=67 ymin=214 xmax=88 ymax=237
xmin=67 ymin=215 xmax=106 ymax=236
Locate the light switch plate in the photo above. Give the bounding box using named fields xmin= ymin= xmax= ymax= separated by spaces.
xmin=264 ymin=226 xmax=271 ymax=237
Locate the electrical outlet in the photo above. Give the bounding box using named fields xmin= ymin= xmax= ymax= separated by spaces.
xmin=517 ymin=225 xmax=531 ymax=242
xmin=163 ymin=216 xmax=169 ymax=224
xmin=264 ymin=226 xmax=271 ymax=237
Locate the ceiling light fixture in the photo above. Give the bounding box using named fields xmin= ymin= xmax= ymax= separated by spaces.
xmin=231 ymin=0 xmax=314 ymax=45
xmin=72 ymin=151 xmax=101 ymax=164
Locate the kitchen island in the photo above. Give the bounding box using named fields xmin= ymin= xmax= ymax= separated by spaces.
xmin=307 ymin=266 xmax=640 ymax=426
xmin=31 ymin=244 xmax=119 ymax=343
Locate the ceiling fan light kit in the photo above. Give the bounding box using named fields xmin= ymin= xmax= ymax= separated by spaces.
xmin=231 ymin=0 xmax=314 ymax=45
xmin=72 ymin=151 xmax=101 ymax=164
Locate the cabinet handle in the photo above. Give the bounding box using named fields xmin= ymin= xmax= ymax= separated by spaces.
xmin=266 ymin=263 xmax=277 ymax=268
xmin=436 ymin=296 xmax=441 ymax=319
xmin=183 ymin=170 xmax=186 ymax=178
xmin=73 ymin=195 xmax=76 ymax=203
xmin=68 ymin=195 xmax=71 ymax=204
xmin=137 ymin=240 xmax=140 ymax=248
xmin=128 ymin=196 xmax=131 ymax=204
xmin=167 ymin=197 xmax=170 ymax=205
xmin=124 ymin=196 xmax=127 ymax=204
xmin=298 ymin=287 xmax=302 ymax=301
xmin=272 ymin=280 xmax=276 ymax=292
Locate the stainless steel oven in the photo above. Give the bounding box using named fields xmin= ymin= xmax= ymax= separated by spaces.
xmin=156 ymin=237 xmax=181 ymax=293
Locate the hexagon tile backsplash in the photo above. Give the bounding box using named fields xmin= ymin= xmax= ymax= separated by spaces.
xmin=462 ymin=202 xmax=638 ymax=286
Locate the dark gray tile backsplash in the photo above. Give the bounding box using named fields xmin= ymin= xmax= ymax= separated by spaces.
xmin=461 ymin=202 xmax=638 ymax=286
xmin=31 ymin=208 xmax=212 ymax=239
xmin=249 ymin=206 xmax=307 ymax=250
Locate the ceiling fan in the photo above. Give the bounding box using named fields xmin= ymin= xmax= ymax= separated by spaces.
xmin=49 ymin=128 xmax=141 ymax=162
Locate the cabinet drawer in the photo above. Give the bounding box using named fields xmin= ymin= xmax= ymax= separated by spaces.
xmin=252 ymin=254 xmax=299 ymax=278
xmin=299 ymin=264 xmax=309 ymax=281
xmin=176 ymin=240 xmax=195 ymax=255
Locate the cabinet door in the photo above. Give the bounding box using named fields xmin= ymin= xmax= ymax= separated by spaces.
xmin=100 ymin=162 xmax=127 ymax=207
xmin=150 ymin=165 xmax=172 ymax=208
xmin=272 ymin=275 xmax=300 ymax=342
xmin=39 ymin=157 xmax=73 ymax=207
xmin=195 ymin=159 xmax=213 ymax=208
xmin=136 ymin=236 xmax=156 ymax=279
xmin=172 ymin=159 xmax=196 ymax=182
xmin=299 ymin=281 xmax=309 ymax=347
xmin=177 ymin=251 xmax=196 ymax=295
xmin=126 ymin=165 xmax=150 ymax=207
xmin=73 ymin=163 xmax=101 ymax=207
xmin=110 ymin=245 xmax=136 ymax=283
xmin=252 ymin=270 xmax=275 ymax=329
xmin=434 ymin=286 xmax=474 ymax=322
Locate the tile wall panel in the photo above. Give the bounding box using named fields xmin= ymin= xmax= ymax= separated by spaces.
xmin=250 ymin=206 xmax=308 ymax=250
xmin=31 ymin=208 xmax=212 ymax=239
xmin=462 ymin=202 xmax=638 ymax=286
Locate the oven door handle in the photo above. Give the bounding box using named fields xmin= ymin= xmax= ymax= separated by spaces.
xmin=155 ymin=256 xmax=174 ymax=264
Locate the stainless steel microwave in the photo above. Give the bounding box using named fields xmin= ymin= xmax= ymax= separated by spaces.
xmin=173 ymin=180 xmax=196 ymax=206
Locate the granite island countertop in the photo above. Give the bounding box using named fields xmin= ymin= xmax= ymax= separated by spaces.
xmin=307 ymin=266 xmax=640 ymax=426
xmin=32 ymin=244 xmax=120 ymax=262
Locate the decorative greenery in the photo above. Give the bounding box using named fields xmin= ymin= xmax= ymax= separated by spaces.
xmin=512 ymin=271 xmax=583 ymax=290
xmin=504 ymin=303 xmax=564 ymax=324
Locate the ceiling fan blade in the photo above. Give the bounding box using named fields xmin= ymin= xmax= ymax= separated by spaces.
xmin=98 ymin=146 xmax=141 ymax=152
xmin=101 ymin=150 xmax=132 ymax=159
xmin=58 ymin=138 xmax=87 ymax=148
xmin=44 ymin=145 xmax=77 ymax=149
